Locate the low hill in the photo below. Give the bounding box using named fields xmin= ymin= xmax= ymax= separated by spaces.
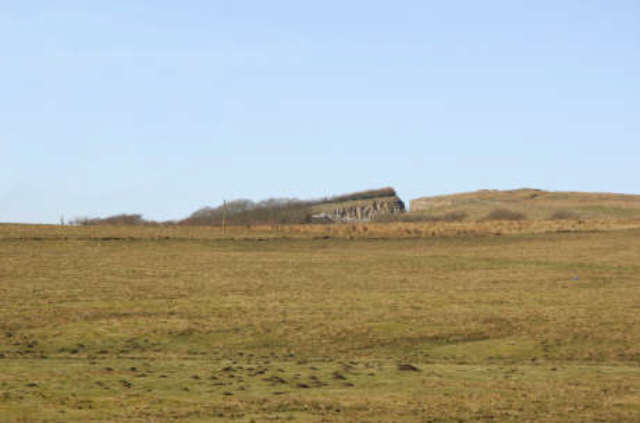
xmin=180 ymin=187 xmax=405 ymax=226
xmin=410 ymin=188 xmax=640 ymax=221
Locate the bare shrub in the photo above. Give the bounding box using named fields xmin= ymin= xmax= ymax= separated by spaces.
xmin=69 ymin=217 xmax=93 ymax=226
xmin=181 ymin=199 xmax=313 ymax=226
xmin=325 ymin=187 xmax=398 ymax=203
xmin=482 ymin=208 xmax=527 ymax=221
xmin=69 ymin=214 xmax=153 ymax=226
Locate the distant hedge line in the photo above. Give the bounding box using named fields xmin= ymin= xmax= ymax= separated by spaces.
xmin=71 ymin=188 xmax=401 ymax=226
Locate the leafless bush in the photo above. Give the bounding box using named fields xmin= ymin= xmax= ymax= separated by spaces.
xmin=180 ymin=199 xmax=313 ymax=226
xmin=325 ymin=187 xmax=398 ymax=203
xmin=69 ymin=217 xmax=93 ymax=226
xmin=69 ymin=214 xmax=153 ymax=226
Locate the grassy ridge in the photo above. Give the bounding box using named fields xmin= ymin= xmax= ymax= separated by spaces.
xmin=410 ymin=188 xmax=640 ymax=221
xmin=1 ymin=224 xmax=640 ymax=421
xmin=66 ymin=188 xmax=640 ymax=226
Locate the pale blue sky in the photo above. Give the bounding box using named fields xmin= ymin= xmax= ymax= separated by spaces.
xmin=2 ymin=1 xmax=639 ymax=223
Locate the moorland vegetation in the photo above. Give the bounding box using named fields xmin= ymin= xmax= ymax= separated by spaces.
xmin=1 ymin=222 xmax=640 ymax=421
xmin=69 ymin=188 xmax=640 ymax=227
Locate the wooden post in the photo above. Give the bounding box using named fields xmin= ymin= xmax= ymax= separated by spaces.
xmin=222 ymin=200 xmax=227 ymax=234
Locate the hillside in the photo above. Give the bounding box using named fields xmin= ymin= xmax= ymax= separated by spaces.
xmin=68 ymin=187 xmax=640 ymax=227
xmin=410 ymin=188 xmax=640 ymax=220
xmin=180 ymin=187 xmax=405 ymax=225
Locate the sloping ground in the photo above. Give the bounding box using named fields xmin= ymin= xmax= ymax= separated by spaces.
xmin=410 ymin=188 xmax=640 ymax=220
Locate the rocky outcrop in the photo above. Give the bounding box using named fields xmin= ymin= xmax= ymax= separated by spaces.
xmin=332 ymin=198 xmax=405 ymax=221
xmin=312 ymin=195 xmax=405 ymax=223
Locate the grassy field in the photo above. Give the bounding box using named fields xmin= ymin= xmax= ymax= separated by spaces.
xmin=1 ymin=222 xmax=640 ymax=422
xmin=410 ymin=188 xmax=640 ymax=220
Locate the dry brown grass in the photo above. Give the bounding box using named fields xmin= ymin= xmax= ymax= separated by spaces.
xmin=411 ymin=188 xmax=640 ymax=220
xmin=3 ymin=217 xmax=640 ymax=241
xmin=481 ymin=208 xmax=527 ymax=221
xmin=1 ymin=223 xmax=640 ymax=421
xmin=550 ymin=209 xmax=581 ymax=220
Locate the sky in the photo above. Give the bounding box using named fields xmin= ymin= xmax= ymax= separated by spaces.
xmin=1 ymin=1 xmax=639 ymax=223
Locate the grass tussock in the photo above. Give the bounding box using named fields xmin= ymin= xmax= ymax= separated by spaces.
xmin=550 ymin=209 xmax=581 ymax=220
xmin=482 ymin=208 xmax=527 ymax=221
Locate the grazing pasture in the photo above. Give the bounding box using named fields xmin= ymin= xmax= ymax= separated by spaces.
xmin=410 ymin=188 xmax=640 ymax=221
xmin=1 ymin=223 xmax=640 ymax=421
